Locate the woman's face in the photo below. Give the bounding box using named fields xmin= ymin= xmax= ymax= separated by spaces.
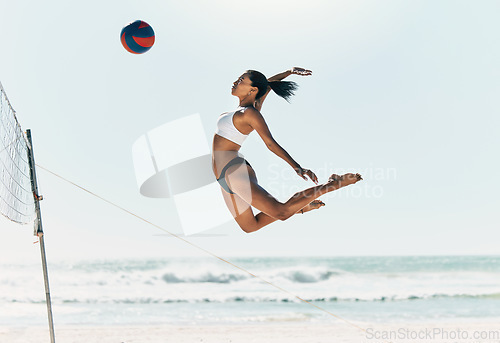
xmin=231 ymin=73 xmax=255 ymax=97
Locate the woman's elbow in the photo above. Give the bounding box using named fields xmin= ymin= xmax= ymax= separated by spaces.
xmin=265 ymin=139 xmax=279 ymax=151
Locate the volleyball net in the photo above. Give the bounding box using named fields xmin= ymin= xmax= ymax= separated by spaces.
xmin=0 ymin=82 xmax=36 ymax=226
xmin=0 ymin=81 xmax=55 ymax=343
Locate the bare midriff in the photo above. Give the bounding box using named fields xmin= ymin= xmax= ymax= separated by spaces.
xmin=212 ymin=134 xmax=242 ymax=179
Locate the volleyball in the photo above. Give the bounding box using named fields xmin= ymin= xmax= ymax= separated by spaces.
xmin=120 ymin=20 xmax=155 ymax=54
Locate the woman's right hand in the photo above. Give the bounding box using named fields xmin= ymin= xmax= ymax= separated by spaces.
xmin=296 ymin=167 xmax=319 ymax=184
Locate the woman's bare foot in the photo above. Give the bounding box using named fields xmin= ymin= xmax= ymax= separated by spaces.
xmin=328 ymin=173 xmax=363 ymax=188
xmin=328 ymin=174 xmax=342 ymax=183
xmin=297 ymin=200 xmax=325 ymax=214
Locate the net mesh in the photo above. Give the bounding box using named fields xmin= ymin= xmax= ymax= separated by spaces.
xmin=0 ymin=82 xmax=35 ymax=224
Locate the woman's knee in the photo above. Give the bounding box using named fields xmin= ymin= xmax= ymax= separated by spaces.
xmin=277 ymin=210 xmax=293 ymax=221
xmin=239 ymin=224 xmax=257 ymax=233
xmin=268 ymin=204 xmax=288 ymax=221
xmin=235 ymin=219 xmax=258 ymax=234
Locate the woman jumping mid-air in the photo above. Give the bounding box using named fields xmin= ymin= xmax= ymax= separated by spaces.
xmin=212 ymin=67 xmax=362 ymax=233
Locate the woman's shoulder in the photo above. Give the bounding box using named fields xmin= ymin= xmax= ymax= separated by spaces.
xmin=240 ymin=106 xmax=261 ymax=116
xmin=241 ymin=106 xmax=266 ymax=127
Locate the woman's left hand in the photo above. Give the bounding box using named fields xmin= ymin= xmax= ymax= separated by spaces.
xmin=296 ymin=167 xmax=319 ymax=184
xmin=290 ymin=67 xmax=313 ymax=76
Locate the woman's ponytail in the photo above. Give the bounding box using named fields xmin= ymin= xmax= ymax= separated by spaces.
xmin=268 ymin=80 xmax=298 ymax=103
xmin=246 ymin=70 xmax=299 ymax=103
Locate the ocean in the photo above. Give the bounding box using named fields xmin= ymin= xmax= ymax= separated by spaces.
xmin=1 ymin=255 xmax=499 ymax=326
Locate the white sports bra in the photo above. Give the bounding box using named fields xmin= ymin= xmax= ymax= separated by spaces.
xmin=215 ymin=106 xmax=250 ymax=146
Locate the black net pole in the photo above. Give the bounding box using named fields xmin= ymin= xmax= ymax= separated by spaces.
xmin=26 ymin=129 xmax=55 ymax=343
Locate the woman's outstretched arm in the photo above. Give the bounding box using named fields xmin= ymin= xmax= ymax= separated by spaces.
xmin=268 ymin=69 xmax=293 ymax=82
xmin=246 ymin=107 xmax=318 ymax=184
xmin=269 ymin=67 xmax=312 ymax=81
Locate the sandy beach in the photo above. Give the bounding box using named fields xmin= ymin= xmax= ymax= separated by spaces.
xmin=2 ymin=321 xmax=500 ymax=343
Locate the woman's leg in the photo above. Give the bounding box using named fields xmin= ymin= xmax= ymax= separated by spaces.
xmin=226 ymin=165 xmax=362 ymax=231
xmin=276 ymin=176 xmax=363 ymax=220
xmin=235 ymin=201 xmax=325 ymax=233
xmin=220 ymin=185 xmax=324 ymax=234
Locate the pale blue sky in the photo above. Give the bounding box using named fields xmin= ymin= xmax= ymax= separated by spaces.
xmin=1 ymin=0 xmax=499 ymax=261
